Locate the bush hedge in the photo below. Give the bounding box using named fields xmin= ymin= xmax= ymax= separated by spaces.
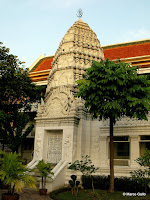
xmin=82 ymin=175 xmax=150 ymax=193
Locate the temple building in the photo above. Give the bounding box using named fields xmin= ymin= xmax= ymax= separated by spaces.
xmin=27 ymin=19 xmax=150 ymax=191
xmin=29 ymin=39 xmax=150 ymax=84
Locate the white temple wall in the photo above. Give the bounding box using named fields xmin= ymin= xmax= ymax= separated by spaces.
xmin=90 ymin=119 xmax=103 ymax=166
xmin=33 ymin=124 xmax=45 ymax=161
xmin=130 ymin=135 xmax=139 ymax=167
xmin=84 ymin=116 xmax=92 ymax=157
xmin=75 ymin=112 xmax=97 ymax=162
xmin=33 ymin=112 xmax=150 ymax=178
xmin=33 ymin=120 xmax=79 ymax=164
xmin=74 ymin=115 xmax=105 ymax=167
xmin=96 ymin=118 xmax=150 ymax=176
xmin=76 ymin=113 xmax=86 ymax=160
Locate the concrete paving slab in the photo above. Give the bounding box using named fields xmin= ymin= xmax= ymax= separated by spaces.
xmin=0 ymin=189 xmax=53 ymax=200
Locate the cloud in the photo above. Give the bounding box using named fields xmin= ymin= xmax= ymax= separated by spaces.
xmin=119 ymin=28 xmax=150 ymax=42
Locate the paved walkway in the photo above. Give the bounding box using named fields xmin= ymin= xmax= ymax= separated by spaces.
xmin=0 ymin=189 xmax=53 ymax=200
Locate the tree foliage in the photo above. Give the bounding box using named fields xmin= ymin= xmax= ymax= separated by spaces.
xmin=77 ymin=59 xmax=150 ymax=193
xmin=77 ymin=59 xmax=150 ymax=122
xmin=0 ymin=42 xmax=43 ymax=152
xmin=68 ymin=155 xmax=98 ymax=176
xmin=68 ymin=155 xmax=98 ymax=193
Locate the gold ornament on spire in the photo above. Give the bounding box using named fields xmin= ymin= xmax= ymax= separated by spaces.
xmin=77 ymin=9 xmax=83 ymax=19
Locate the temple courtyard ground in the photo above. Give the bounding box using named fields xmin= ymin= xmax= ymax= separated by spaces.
xmin=0 ymin=189 xmax=52 ymax=200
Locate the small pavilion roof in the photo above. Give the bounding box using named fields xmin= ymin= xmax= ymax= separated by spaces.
xmin=33 ymin=58 xmax=53 ymax=72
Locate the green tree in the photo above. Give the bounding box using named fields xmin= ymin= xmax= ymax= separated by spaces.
xmin=68 ymin=155 xmax=99 ymax=193
xmin=131 ymin=149 xmax=150 ymax=194
xmin=77 ymin=59 xmax=150 ymax=193
xmin=0 ymin=42 xmax=42 ymax=152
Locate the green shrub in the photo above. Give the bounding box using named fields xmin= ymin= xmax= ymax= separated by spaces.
xmin=68 ymin=155 xmax=98 ymax=193
xmin=0 ymin=151 xmax=36 ymax=194
xmin=130 ymin=149 xmax=150 ymax=194
xmin=35 ymin=159 xmax=54 ymax=189
xmin=114 ymin=177 xmax=143 ymax=193
xmin=82 ymin=175 xmax=109 ymax=190
xmin=82 ymin=175 xmax=150 ymax=193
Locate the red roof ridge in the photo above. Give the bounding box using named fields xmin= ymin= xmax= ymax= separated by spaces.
xmin=103 ymin=42 xmax=150 ymax=60
xmin=102 ymin=38 xmax=150 ymax=49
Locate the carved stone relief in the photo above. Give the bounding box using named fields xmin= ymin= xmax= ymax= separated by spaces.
xmin=47 ymin=132 xmax=63 ymax=164
xmin=35 ymin=133 xmax=42 ymax=158
xmin=73 ymin=134 xmax=77 ymax=158
xmin=48 ymin=70 xmax=74 ymax=89
xmin=61 ymin=42 xmax=73 ymax=52
xmin=37 ymin=86 xmax=77 ymax=118
xmin=63 ymin=133 xmax=71 ymax=158
xmin=59 ymin=71 xmax=74 ymax=86
xmin=57 ymin=55 xmax=73 ymax=69
xmin=102 ymin=114 xmax=150 ymax=127
xmin=92 ymin=136 xmax=100 ymax=152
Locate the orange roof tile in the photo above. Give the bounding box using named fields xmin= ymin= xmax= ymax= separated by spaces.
xmin=103 ymin=42 xmax=150 ymax=60
xmin=33 ymin=58 xmax=53 ymax=72
xmin=32 ymin=77 xmax=48 ymax=82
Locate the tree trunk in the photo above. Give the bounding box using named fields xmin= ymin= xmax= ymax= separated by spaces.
xmin=44 ymin=177 xmax=46 ymax=189
xmin=145 ymin=182 xmax=147 ymax=194
xmin=91 ymin=176 xmax=95 ymax=193
xmin=12 ymin=184 xmax=15 ymax=194
xmin=108 ymin=116 xmax=114 ymax=193
xmin=42 ymin=176 xmax=44 ymax=189
xmin=2 ymin=143 xmax=4 ymax=151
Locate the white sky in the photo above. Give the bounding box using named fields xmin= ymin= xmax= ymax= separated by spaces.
xmin=1 ymin=0 xmax=150 ymax=68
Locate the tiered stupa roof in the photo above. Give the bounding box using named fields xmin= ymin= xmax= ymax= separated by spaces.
xmin=37 ymin=19 xmax=105 ymax=118
xmin=51 ymin=19 xmax=104 ymax=70
xmin=46 ymin=19 xmax=104 ymax=94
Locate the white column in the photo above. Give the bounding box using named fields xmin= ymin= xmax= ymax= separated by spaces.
xmin=99 ymin=136 xmax=108 ymax=167
xmin=130 ymin=136 xmax=139 ymax=167
xmin=33 ymin=125 xmax=45 ymax=161
xmin=62 ymin=126 xmax=74 ymax=162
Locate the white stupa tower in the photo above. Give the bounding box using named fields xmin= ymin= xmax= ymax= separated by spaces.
xmin=30 ymin=18 xmax=104 ymax=191
xmin=37 ymin=18 xmax=104 ymax=119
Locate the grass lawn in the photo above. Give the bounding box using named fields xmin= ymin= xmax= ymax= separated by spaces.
xmin=51 ymin=189 xmax=150 ymax=200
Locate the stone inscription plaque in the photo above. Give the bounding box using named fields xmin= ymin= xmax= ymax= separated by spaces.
xmin=47 ymin=132 xmax=62 ymax=164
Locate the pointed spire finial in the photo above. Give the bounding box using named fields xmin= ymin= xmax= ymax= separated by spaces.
xmin=77 ymin=9 xmax=83 ymax=19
